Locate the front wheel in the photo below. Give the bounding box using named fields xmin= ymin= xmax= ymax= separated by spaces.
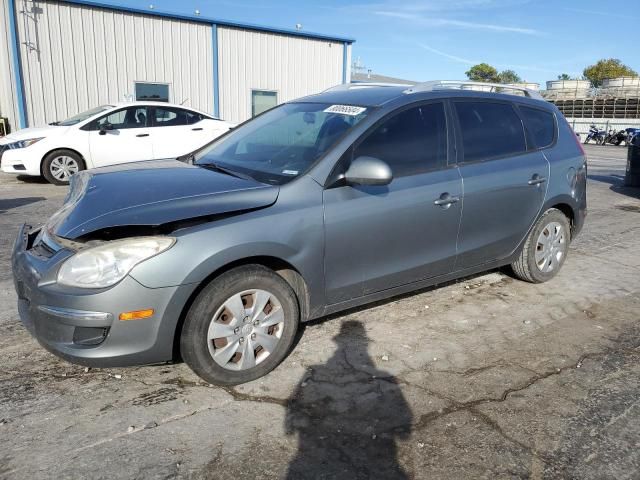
xmin=511 ymin=208 xmax=571 ymax=283
xmin=180 ymin=265 xmax=300 ymax=385
xmin=42 ymin=149 xmax=85 ymax=185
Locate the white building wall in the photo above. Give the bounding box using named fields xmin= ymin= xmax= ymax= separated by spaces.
xmin=0 ymin=0 xmax=20 ymax=132
xmin=218 ymin=26 xmax=345 ymax=124
xmin=13 ymin=0 xmax=214 ymax=127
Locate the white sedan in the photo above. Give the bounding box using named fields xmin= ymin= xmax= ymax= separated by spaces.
xmin=0 ymin=102 xmax=233 ymax=185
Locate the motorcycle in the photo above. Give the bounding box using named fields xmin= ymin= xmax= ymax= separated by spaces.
xmin=603 ymin=129 xmax=628 ymax=146
xmin=583 ymin=125 xmax=606 ymax=145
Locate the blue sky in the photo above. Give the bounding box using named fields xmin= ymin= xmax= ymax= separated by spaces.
xmin=102 ymin=0 xmax=638 ymax=85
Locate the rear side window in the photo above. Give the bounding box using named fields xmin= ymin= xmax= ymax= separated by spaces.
xmin=519 ymin=106 xmax=556 ymax=149
xmin=353 ymin=102 xmax=447 ymax=177
xmin=152 ymin=108 xmax=204 ymax=127
xmin=454 ymin=102 xmax=526 ymax=163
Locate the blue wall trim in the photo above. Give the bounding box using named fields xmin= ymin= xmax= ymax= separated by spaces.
xmin=58 ymin=0 xmax=355 ymax=44
xmin=212 ymin=24 xmax=220 ymax=118
xmin=342 ymin=42 xmax=348 ymax=84
xmin=7 ymin=0 xmax=27 ymax=129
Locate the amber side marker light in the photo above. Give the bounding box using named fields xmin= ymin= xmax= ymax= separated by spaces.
xmin=119 ymin=309 xmax=154 ymax=321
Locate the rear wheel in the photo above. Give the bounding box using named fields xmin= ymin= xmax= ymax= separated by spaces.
xmin=180 ymin=265 xmax=300 ymax=385
xmin=42 ymin=149 xmax=84 ymax=185
xmin=511 ymin=208 xmax=571 ymax=283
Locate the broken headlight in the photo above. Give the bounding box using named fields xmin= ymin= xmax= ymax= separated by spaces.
xmin=57 ymin=237 xmax=175 ymax=288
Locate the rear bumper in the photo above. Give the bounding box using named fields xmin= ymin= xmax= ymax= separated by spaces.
xmin=12 ymin=225 xmax=196 ymax=367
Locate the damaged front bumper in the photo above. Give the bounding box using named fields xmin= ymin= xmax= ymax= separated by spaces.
xmin=12 ymin=224 xmax=196 ymax=368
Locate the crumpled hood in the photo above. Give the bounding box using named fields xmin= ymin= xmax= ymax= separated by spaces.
xmin=0 ymin=125 xmax=70 ymax=144
xmin=48 ymin=159 xmax=279 ymax=239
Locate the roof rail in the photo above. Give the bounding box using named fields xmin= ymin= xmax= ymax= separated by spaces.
xmin=403 ymin=80 xmax=544 ymax=100
xmin=324 ymin=82 xmax=410 ymax=92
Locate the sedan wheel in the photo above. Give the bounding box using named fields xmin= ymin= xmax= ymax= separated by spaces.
xmin=42 ymin=149 xmax=85 ymax=185
xmin=49 ymin=155 xmax=79 ymax=182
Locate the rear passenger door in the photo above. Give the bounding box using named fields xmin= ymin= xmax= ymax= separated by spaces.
xmin=323 ymin=102 xmax=463 ymax=304
xmin=453 ymin=100 xmax=549 ymax=270
xmin=149 ymin=107 xmax=210 ymax=159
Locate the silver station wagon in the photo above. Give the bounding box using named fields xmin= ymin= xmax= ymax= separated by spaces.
xmin=13 ymin=81 xmax=587 ymax=385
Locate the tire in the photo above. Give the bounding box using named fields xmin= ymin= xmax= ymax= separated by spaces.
xmin=42 ymin=149 xmax=85 ymax=185
xmin=511 ymin=208 xmax=571 ymax=284
xmin=180 ymin=265 xmax=300 ymax=385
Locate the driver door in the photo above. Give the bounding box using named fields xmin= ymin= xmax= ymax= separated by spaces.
xmin=323 ymin=102 xmax=463 ymax=304
xmin=86 ymin=106 xmax=154 ymax=167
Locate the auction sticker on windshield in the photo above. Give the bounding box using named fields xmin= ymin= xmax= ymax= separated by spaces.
xmin=323 ymin=105 xmax=367 ymax=116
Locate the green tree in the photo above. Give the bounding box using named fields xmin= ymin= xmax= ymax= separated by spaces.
xmin=557 ymin=73 xmax=572 ymax=80
xmin=497 ymin=69 xmax=522 ymax=84
xmin=583 ymin=58 xmax=637 ymax=87
xmin=465 ymin=63 xmax=499 ymax=83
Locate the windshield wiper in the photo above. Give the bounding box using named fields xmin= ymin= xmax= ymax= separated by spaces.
xmin=198 ymin=162 xmax=254 ymax=181
xmin=49 ymin=121 xmax=60 ymax=126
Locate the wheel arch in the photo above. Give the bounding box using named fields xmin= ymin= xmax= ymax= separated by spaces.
xmin=542 ymin=196 xmax=578 ymax=238
xmin=171 ymin=255 xmax=311 ymax=361
xmin=40 ymin=147 xmax=87 ymax=176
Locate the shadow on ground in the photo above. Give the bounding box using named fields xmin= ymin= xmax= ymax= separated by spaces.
xmin=285 ymin=320 xmax=412 ymax=479
xmin=0 ymin=197 xmax=45 ymax=214
xmin=588 ymin=174 xmax=640 ymax=200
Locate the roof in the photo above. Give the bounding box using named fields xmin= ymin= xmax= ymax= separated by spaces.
xmin=351 ymin=72 xmax=417 ymax=85
xmin=112 ymin=101 xmax=219 ymax=118
xmin=295 ymin=82 xmax=551 ymax=108
xmin=295 ymin=85 xmax=409 ymax=107
xmin=55 ymin=0 xmax=355 ymax=44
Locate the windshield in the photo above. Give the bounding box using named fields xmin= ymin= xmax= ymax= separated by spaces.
xmin=57 ymin=105 xmax=114 ymax=126
xmin=195 ymin=102 xmax=369 ymax=185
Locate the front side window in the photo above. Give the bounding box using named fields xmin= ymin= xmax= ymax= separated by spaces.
xmin=454 ymin=102 xmax=526 ymax=163
xmin=252 ymin=90 xmax=278 ymax=117
xmin=519 ymin=106 xmax=556 ymax=149
xmin=93 ymin=107 xmax=148 ymax=130
xmin=135 ymin=82 xmax=169 ymax=102
xmin=196 ymin=102 xmax=369 ymax=185
xmin=353 ymin=102 xmax=447 ymax=177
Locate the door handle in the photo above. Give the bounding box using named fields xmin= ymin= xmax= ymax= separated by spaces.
xmin=136 ymin=133 xmax=150 ymax=137
xmin=192 ymin=127 xmax=204 ymax=131
xmin=528 ymin=174 xmax=547 ymax=186
xmin=434 ymin=193 xmax=460 ymax=207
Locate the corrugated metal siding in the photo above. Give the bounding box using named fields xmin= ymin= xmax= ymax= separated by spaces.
xmin=0 ymin=0 xmax=19 ymax=132
xmin=218 ymin=26 xmax=344 ymax=124
xmin=14 ymin=0 xmax=213 ymax=126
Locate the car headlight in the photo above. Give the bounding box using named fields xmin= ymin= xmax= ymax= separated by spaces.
xmin=7 ymin=137 xmax=45 ymax=149
xmin=57 ymin=237 xmax=175 ymax=288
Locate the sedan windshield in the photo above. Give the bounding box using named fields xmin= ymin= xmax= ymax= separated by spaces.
xmin=195 ymin=102 xmax=369 ymax=184
xmin=57 ymin=105 xmax=114 ymax=126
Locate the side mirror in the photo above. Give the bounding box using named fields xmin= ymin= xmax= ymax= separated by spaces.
xmin=99 ymin=123 xmax=114 ymax=135
xmin=344 ymin=156 xmax=393 ymax=186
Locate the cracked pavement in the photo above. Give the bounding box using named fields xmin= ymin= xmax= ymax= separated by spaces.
xmin=1 ymin=145 xmax=639 ymax=479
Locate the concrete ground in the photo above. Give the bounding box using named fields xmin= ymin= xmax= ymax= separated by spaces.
xmin=0 ymin=145 xmax=639 ymax=479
